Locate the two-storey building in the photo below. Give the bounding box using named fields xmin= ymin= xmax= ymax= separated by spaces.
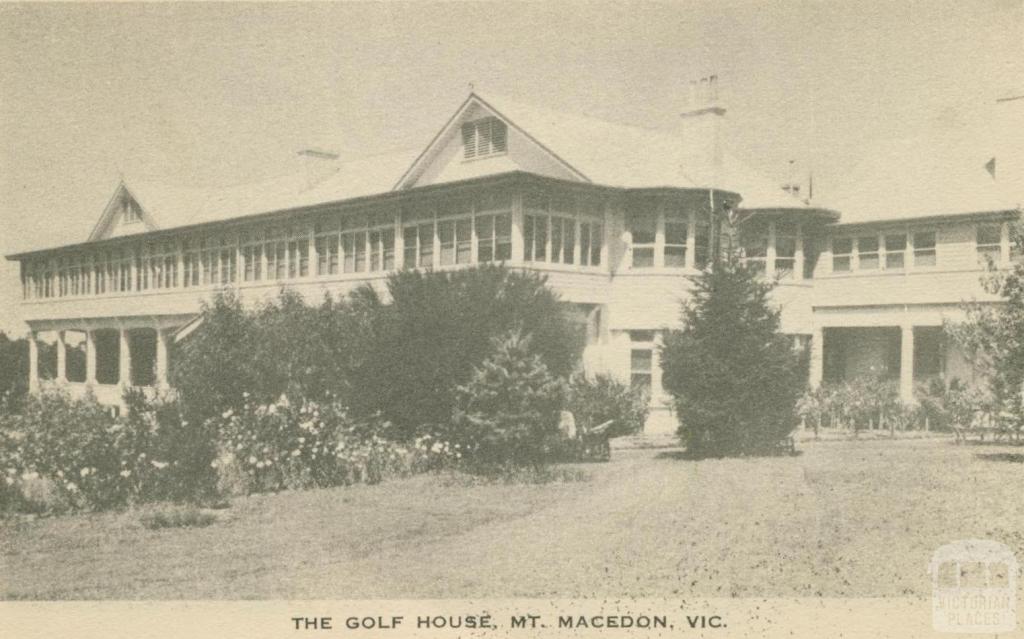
xmin=7 ymin=87 xmax=1022 ymax=433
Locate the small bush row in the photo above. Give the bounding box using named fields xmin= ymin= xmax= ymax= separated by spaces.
xmin=795 ymin=375 xmax=992 ymax=434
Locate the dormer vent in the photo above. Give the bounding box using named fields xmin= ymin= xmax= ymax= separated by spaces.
xmin=462 ymin=117 xmax=507 ymax=160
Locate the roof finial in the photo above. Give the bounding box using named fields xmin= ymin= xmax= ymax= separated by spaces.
xmin=468 ymin=81 xmax=475 ymax=94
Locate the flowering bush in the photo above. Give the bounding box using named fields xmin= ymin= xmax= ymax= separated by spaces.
xmin=1 ymin=389 xmax=136 ymax=511
xmin=0 ymin=388 xmax=221 ymax=513
xmin=211 ymin=394 xmax=438 ymax=494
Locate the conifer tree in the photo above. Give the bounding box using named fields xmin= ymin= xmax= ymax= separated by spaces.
xmin=661 ymin=253 xmax=803 ymax=456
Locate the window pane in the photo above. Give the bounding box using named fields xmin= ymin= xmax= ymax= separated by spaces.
xmin=343 ymin=234 xmax=355 ymax=273
xmin=495 ymin=213 xmax=512 ymax=261
xmin=858 ymin=236 xmax=879 ymax=253
xmin=629 ymin=210 xmax=656 ymax=244
xmin=533 ymin=215 xmax=547 ymax=262
xmin=665 ymin=221 xmax=687 ymax=246
xmin=580 ymin=223 xmax=591 ymax=266
xmin=354 ymin=231 xmax=367 ymax=272
xmin=885 ymin=234 xmax=907 ymax=252
xmin=438 ymin=220 xmax=455 ymax=266
xmin=631 ymin=349 xmax=652 ymax=372
xmin=977 ymin=225 xmax=1002 ymax=246
xmin=833 ymin=255 xmax=851 ymax=272
xmin=403 ymin=226 xmax=418 ymax=268
xmin=590 ymin=223 xmax=602 ymax=266
xmin=633 ymin=247 xmax=654 ymax=268
xmin=456 ymin=219 xmax=472 ymax=264
xmin=562 ymin=218 xmax=575 ymax=264
xmin=833 ymin=238 xmax=852 ymax=255
xmin=776 ymin=237 xmax=797 ymax=258
xmin=914 ymin=231 xmax=936 ymax=250
xmin=370 ymin=230 xmax=382 ymax=271
xmin=886 ymin=252 xmax=905 ymax=270
xmin=694 ymin=221 xmax=710 ymax=268
xmin=629 ymin=330 xmax=655 ymax=342
xmin=550 ymin=218 xmax=562 ymax=263
xmin=418 ymin=223 xmax=433 ymax=267
xmin=382 ymin=229 xmax=395 ymax=270
xmin=665 ymin=245 xmax=686 ymax=267
xmin=776 ymin=258 xmax=795 ymax=279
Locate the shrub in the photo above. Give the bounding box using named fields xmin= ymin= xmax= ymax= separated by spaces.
xmin=349 ymin=265 xmax=580 ymax=439
xmin=170 ymin=289 xmax=259 ymax=422
xmin=121 ymin=388 xmax=219 ymax=501
xmin=661 ymin=255 xmax=804 ymax=456
xmin=0 ymin=388 xmax=222 ymax=513
xmin=212 ymin=395 xmax=429 ymax=494
xmin=947 ymin=225 xmax=1024 ymax=427
xmin=0 ymin=332 xmax=28 ymax=412
xmin=564 ymin=373 xmax=648 ymax=438
xmin=0 ymin=388 xmax=128 ymax=510
xmin=450 ymin=331 xmax=564 ymax=469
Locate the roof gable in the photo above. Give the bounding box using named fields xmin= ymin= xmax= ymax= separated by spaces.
xmin=87 ymin=181 xmax=160 ymax=241
xmin=395 ymin=94 xmax=589 ymax=190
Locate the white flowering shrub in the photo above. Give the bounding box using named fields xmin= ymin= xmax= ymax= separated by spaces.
xmin=1 ymin=389 xmax=146 ymax=511
xmin=0 ymin=388 xmax=217 ymax=513
xmin=211 ymin=395 xmax=440 ymax=494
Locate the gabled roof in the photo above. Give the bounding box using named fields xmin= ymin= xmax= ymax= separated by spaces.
xmin=22 ymin=90 xmax=835 ymax=254
xmin=87 ymin=181 xmax=161 ymax=241
xmin=430 ymin=92 xmax=822 ymax=213
xmin=827 ymin=113 xmax=1022 ymax=225
xmin=114 ymin=149 xmax=418 ymax=234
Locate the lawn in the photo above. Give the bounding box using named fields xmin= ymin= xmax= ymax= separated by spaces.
xmin=1 ymin=438 xmax=1022 ymax=599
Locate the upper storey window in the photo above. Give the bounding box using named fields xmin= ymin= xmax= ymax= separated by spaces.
xmin=913 ymin=231 xmax=936 ymax=267
xmin=976 ymin=224 xmax=1003 ymax=265
xmin=122 ymin=198 xmax=142 ymax=224
xmin=830 ymin=229 xmax=938 ymax=274
xmin=627 ymin=202 xmax=657 ymax=268
xmin=461 ymin=117 xmax=508 ymax=160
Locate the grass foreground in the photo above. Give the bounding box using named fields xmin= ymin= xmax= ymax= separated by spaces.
xmin=2 ymin=437 xmax=1022 ymax=599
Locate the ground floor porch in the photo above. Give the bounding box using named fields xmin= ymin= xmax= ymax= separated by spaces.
xmin=808 ymin=305 xmax=980 ymax=402
xmin=25 ymin=316 xmax=193 ymax=410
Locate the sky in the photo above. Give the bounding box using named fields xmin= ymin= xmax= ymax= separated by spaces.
xmin=1 ymin=1 xmax=1021 ymax=335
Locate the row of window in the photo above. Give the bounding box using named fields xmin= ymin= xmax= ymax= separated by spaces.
xmin=22 ymin=193 xmax=609 ymax=300
xmin=625 ymin=200 xmax=712 ymax=270
xmin=976 ymin=223 xmax=1023 ymax=265
xmin=523 ymin=192 xmax=604 ymax=266
xmin=740 ymin=221 xmax=801 ymax=279
xmin=831 ymin=231 xmax=936 ymax=273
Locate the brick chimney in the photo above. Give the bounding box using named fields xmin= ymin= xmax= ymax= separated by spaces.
xmin=680 ymin=75 xmax=726 ymax=182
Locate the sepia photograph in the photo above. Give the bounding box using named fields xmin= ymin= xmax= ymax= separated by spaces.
xmin=0 ymin=1 xmax=1021 ymax=636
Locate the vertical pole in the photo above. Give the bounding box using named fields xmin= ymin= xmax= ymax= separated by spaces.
xmin=654 ymin=202 xmax=665 ymax=268
xmin=85 ymin=330 xmax=97 ymax=385
xmin=795 ymin=223 xmax=805 ymax=281
xmin=56 ymin=330 xmax=67 ymax=382
xmin=394 ymin=207 xmax=404 ymax=270
xmin=767 ymin=220 xmax=778 ymax=278
xmin=900 ymin=324 xmax=915 ymax=403
xmin=685 ymin=209 xmax=696 ymax=269
xmin=307 ymin=224 xmax=317 ymax=279
xmin=119 ymin=328 xmax=132 ymax=388
xmin=155 ymin=328 xmax=168 ymax=388
xmin=810 ymin=326 xmax=824 ymax=389
xmin=511 ymin=191 xmax=524 ymax=264
xmin=28 ymin=331 xmax=39 ymax=394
